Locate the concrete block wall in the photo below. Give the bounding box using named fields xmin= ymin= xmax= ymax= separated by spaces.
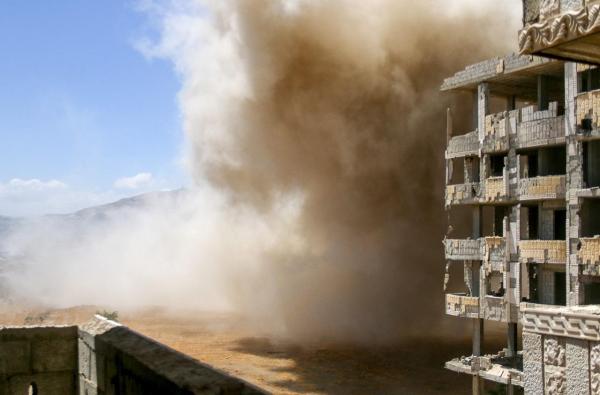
xmin=0 ymin=326 xmax=78 ymax=395
xmin=0 ymin=318 xmax=265 ymax=395
xmin=78 ymin=316 xmax=265 ymax=395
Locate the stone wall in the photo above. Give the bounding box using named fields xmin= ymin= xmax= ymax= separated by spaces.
xmin=0 ymin=326 xmax=78 ymax=395
xmin=0 ymin=317 xmax=265 ymax=395
xmin=79 ymin=316 xmax=264 ymax=395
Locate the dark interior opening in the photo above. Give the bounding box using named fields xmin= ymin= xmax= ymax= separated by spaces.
xmin=490 ymin=154 xmax=505 ymax=177
xmin=539 ymin=146 xmax=566 ymax=176
xmin=494 ymin=206 xmax=506 ymax=237
xmin=529 ymin=205 xmax=539 ymax=239
xmin=29 ymin=382 xmax=38 ymax=395
xmin=585 ymin=281 xmax=600 ymax=305
xmin=554 ymin=210 xmax=566 ymax=240
xmin=578 ymin=68 xmax=600 ymax=94
xmin=449 ymin=158 xmax=465 ymax=185
xmin=554 ymin=272 xmax=566 ymax=306
xmin=482 ymin=206 xmax=495 ymax=237
xmin=581 ymin=199 xmax=600 ymax=237
xmin=584 ymin=140 xmax=600 ymax=188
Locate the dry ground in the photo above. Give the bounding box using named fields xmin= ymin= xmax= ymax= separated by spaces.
xmin=0 ymin=304 xmax=509 ymax=394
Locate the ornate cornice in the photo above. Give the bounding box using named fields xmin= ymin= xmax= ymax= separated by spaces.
xmin=519 ymin=4 xmax=600 ymax=54
xmin=521 ymin=303 xmax=600 ymax=341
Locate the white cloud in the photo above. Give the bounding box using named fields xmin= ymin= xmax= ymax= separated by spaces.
xmin=114 ymin=172 xmax=154 ymax=189
xmin=7 ymin=178 xmax=67 ymax=191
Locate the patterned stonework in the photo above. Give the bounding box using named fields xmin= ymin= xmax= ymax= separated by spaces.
xmin=591 ymin=344 xmax=600 ymax=394
xmin=519 ymin=3 xmax=600 ymax=55
xmin=544 ymin=338 xmax=566 ymax=395
xmin=522 ymin=305 xmax=600 ymax=341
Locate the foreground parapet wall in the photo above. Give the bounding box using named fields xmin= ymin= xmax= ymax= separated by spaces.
xmin=1 ymin=316 xmax=266 ymax=395
xmin=79 ymin=316 xmax=265 ymax=395
xmin=0 ymin=325 xmax=78 ymax=395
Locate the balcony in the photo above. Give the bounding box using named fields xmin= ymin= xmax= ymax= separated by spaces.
xmin=519 ymin=0 xmax=600 ymax=64
xmin=446 ymin=352 xmax=523 ymax=387
xmin=482 ymin=112 xmax=510 ymax=153
xmin=483 ymin=176 xmax=509 ymax=202
xmin=519 ymin=240 xmax=567 ymax=264
xmin=445 ymin=183 xmax=480 ymax=206
xmin=576 ymin=89 xmax=600 ymax=133
xmin=480 ymin=295 xmax=509 ymax=322
xmin=521 ymin=302 xmax=600 ymax=341
xmin=577 ymin=237 xmax=600 ymax=275
xmin=445 ymin=293 xmax=480 ymax=319
xmin=483 ymin=236 xmax=506 ymax=267
xmin=517 ymin=115 xmax=565 ymax=148
xmin=444 ymin=239 xmax=482 ymax=261
xmin=518 ymin=175 xmax=566 ymax=200
xmin=446 ymin=131 xmax=479 ymax=159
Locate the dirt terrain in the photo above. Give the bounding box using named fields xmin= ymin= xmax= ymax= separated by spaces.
xmin=0 ymin=304 xmax=509 ymax=394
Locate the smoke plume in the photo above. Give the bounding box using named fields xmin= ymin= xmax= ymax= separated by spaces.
xmin=1 ymin=0 xmax=520 ymax=344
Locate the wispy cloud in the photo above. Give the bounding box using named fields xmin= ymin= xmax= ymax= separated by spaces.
xmin=5 ymin=178 xmax=67 ymax=191
xmin=114 ymin=172 xmax=154 ymax=189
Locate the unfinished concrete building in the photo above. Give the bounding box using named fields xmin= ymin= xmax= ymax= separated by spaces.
xmin=443 ymin=1 xmax=600 ymax=393
xmin=0 ymin=315 xmax=264 ymax=395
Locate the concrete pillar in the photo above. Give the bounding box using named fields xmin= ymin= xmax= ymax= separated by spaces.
xmin=507 ymin=323 xmax=518 ymax=358
xmin=471 ymin=205 xmax=484 ymax=395
xmin=565 ymin=63 xmax=583 ymax=307
xmin=478 ymin=83 xmax=489 ymax=142
xmin=565 ymin=62 xmax=577 ymax=138
xmin=538 ymin=75 xmax=550 ymax=111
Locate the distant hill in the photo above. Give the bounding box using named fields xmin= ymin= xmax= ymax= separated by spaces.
xmin=68 ymin=188 xmax=187 ymax=221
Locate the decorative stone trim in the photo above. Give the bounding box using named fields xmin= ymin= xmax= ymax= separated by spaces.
xmin=521 ymin=303 xmax=600 ymax=341
xmin=519 ymin=3 xmax=600 ymax=55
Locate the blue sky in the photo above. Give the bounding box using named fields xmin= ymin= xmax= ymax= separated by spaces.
xmin=0 ymin=1 xmax=185 ymax=216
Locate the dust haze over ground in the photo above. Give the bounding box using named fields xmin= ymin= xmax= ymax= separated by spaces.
xmin=1 ymin=0 xmax=520 ymax=345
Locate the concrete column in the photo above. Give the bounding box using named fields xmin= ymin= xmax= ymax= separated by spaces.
xmin=447 ymin=107 xmax=452 ymax=144
xmin=472 ymin=202 xmax=485 ymax=395
xmin=538 ymin=75 xmax=550 ymax=111
xmin=507 ymin=323 xmax=518 ymax=358
xmin=565 ymin=62 xmax=578 ymax=137
xmin=565 ymin=62 xmax=582 ymax=306
xmin=478 ymin=83 xmax=489 ymax=142
xmin=565 ymin=63 xmax=583 ymax=307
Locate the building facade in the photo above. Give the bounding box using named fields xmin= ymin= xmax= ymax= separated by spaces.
xmin=442 ymin=4 xmax=600 ymax=390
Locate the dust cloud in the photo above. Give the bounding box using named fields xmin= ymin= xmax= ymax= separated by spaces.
xmin=1 ymin=0 xmax=521 ymax=344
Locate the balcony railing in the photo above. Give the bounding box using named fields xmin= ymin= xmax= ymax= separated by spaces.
xmin=483 ymin=112 xmax=511 ymax=153
xmin=446 ymin=293 xmax=480 ymax=319
xmin=577 ymin=90 xmax=600 ymax=130
xmin=483 ymin=236 xmax=506 ymax=266
xmin=444 ymin=239 xmax=483 ymax=261
xmin=517 ymin=115 xmax=564 ymax=148
xmin=577 ymin=237 xmax=600 ymax=265
xmin=481 ymin=295 xmax=508 ymax=322
xmin=446 ymin=131 xmax=479 ymax=159
xmin=484 ymin=177 xmax=509 ymax=201
xmin=518 ymin=175 xmax=566 ymax=200
xmin=519 ymin=240 xmax=567 ymax=264
xmin=445 ymin=183 xmax=480 ymax=206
